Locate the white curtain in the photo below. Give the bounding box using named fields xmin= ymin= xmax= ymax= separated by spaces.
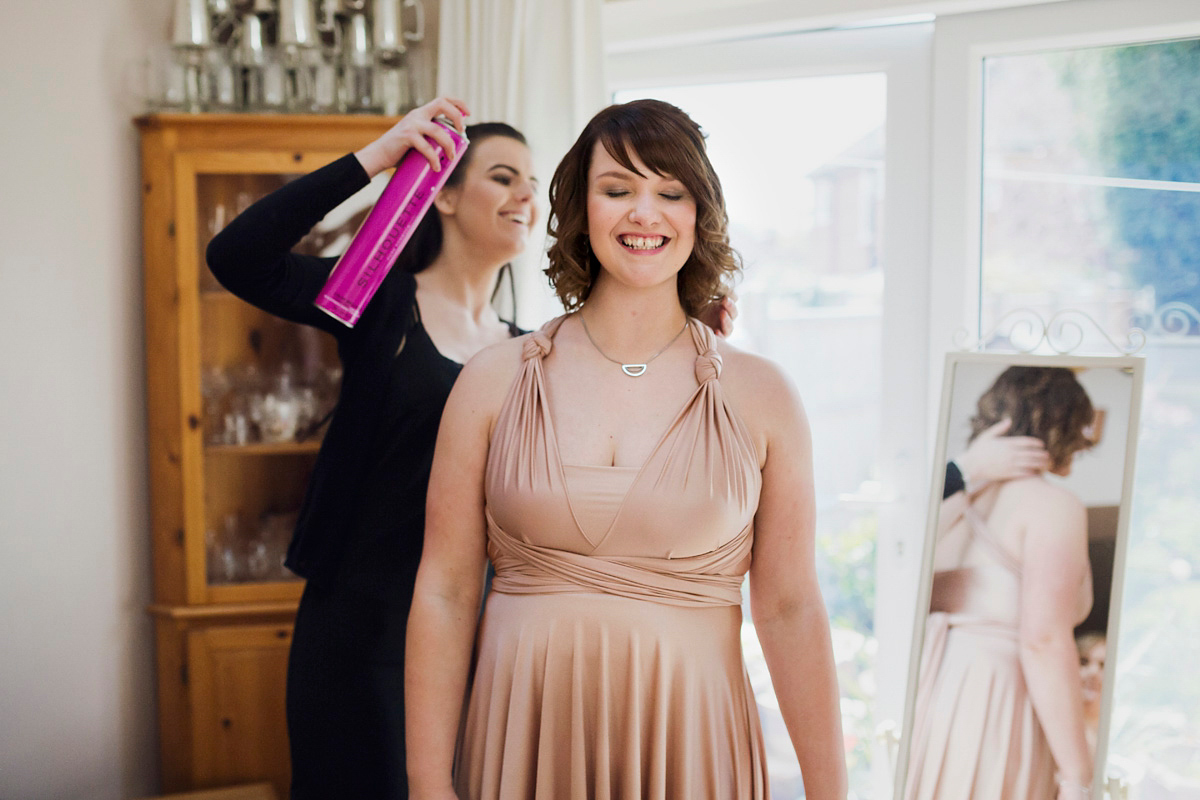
xmin=437 ymin=0 xmax=608 ymax=327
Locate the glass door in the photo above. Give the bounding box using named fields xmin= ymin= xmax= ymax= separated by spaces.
xmin=181 ymin=152 xmax=390 ymax=603
xmin=610 ymin=23 xmax=933 ymax=798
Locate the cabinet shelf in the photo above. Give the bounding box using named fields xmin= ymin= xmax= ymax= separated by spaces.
xmin=208 ymin=580 xmax=305 ymax=605
xmin=206 ymin=440 xmax=323 ymax=455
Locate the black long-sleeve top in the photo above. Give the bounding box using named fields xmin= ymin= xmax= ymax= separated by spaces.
xmin=207 ymin=153 xmax=460 ymax=593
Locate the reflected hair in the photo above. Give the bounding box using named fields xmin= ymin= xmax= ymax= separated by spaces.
xmin=545 ymin=99 xmax=740 ymax=316
xmin=969 ymin=366 xmax=1095 ymax=471
xmin=1076 ymin=631 xmax=1106 ymax=658
xmin=392 ymin=122 xmax=528 ymax=310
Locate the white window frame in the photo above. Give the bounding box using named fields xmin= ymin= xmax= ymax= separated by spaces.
xmin=926 ymin=0 xmax=1200 ymax=792
xmin=927 ymin=0 xmax=1200 ymax=417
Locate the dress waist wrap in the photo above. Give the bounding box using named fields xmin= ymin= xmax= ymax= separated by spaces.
xmin=486 ymin=509 xmax=751 ymax=608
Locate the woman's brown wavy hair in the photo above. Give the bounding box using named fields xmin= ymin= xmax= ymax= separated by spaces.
xmin=545 ymin=99 xmax=741 ymax=316
xmin=969 ymin=366 xmax=1096 ymax=471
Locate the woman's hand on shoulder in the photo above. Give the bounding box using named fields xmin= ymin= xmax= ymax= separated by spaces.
xmin=697 ymin=290 xmax=738 ymax=338
xmin=355 ymin=96 xmax=470 ymax=179
xmin=448 ymin=332 xmax=527 ymax=424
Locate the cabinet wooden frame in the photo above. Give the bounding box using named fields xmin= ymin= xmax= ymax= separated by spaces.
xmin=136 ymin=114 xmax=398 ymax=795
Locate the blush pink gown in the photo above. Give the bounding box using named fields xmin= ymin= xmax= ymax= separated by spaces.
xmin=454 ymin=315 xmax=768 ymax=800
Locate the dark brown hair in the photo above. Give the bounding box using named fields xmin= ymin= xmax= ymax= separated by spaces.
xmin=969 ymin=366 xmax=1095 ymax=470
xmin=545 ymin=99 xmax=740 ymax=316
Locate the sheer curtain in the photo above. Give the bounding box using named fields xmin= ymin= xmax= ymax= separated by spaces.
xmin=437 ymin=0 xmax=607 ymax=326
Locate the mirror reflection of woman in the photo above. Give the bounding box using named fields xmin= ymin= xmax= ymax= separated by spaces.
xmin=906 ymin=367 xmax=1096 ymax=800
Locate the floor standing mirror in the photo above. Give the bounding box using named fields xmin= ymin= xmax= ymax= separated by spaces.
xmin=896 ymin=352 xmax=1144 ymax=799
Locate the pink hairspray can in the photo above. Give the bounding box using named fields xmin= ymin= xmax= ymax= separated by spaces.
xmin=315 ymin=120 xmax=469 ymax=326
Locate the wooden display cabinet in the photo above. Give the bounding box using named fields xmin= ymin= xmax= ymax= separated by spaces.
xmin=136 ymin=114 xmax=395 ymax=796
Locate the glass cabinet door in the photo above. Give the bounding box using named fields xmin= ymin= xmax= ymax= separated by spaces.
xmin=181 ymin=153 xmax=388 ymax=602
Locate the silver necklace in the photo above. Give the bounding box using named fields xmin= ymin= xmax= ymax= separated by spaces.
xmin=578 ymin=312 xmax=689 ymax=377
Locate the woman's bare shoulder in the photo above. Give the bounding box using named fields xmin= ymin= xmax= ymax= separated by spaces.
xmin=997 ymin=475 xmax=1086 ymax=523
xmin=715 ymin=340 xmax=806 ymax=446
xmin=716 ymin=339 xmax=795 ymax=398
xmin=454 ymin=334 xmax=528 ymax=403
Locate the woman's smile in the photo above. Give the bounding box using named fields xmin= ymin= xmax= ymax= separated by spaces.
xmin=586 ymin=142 xmax=696 ymax=290
xmin=617 ymin=233 xmax=670 ymax=252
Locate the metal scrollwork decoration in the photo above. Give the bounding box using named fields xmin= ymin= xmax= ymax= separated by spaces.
xmin=1142 ymin=301 xmax=1200 ymax=339
xmin=953 ymin=308 xmax=1148 ymax=356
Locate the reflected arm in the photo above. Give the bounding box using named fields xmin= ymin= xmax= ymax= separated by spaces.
xmin=1017 ymin=483 xmax=1093 ymax=784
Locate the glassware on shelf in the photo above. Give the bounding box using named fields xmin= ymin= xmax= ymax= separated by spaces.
xmin=206 ymin=512 xmax=245 ymax=584
xmin=207 ymin=509 xmax=301 ymax=584
xmin=339 ymin=10 xmax=377 ymax=113
xmin=226 ymin=363 xmax=264 ymax=444
xmin=373 ymin=59 xmax=413 ymax=116
xmin=211 ymin=510 xmax=302 ymax=584
xmin=250 ymin=363 xmax=304 ymax=443
xmin=205 ymin=47 xmax=241 ymax=111
xmin=203 ymin=361 xmax=339 ymax=447
xmin=246 ymin=539 xmax=273 ymax=581
xmin=258 ymin=510 xmax=301 ymax=580
xmin=371 ymin=0 xmax=420 ymax=115
xmin=311 ymin=49 xmax=341 ymax=113
xmin=248 ymin=45 xmax=288 ymax=112
xmin=201 ymin=366 xmax=233 ymax=445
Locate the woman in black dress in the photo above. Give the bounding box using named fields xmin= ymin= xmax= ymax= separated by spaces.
xmin=207 ymin=97 xmax=537 ymax=799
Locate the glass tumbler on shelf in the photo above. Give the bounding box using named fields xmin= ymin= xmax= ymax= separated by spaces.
xmin=205 ymin=46 xmax=241 ymax=111
xmin=201 ymin=366 xmax=232 ymax=445
xmin=206 ymin=513 xmax=246 ymax=584
xmin=244 ymin=45 xmax=287 ymax=112
xmin=288 ymin=46 xmax=339 ymax=113
xmin=339 ymin=10 xmax=377 ymax=113
xmin=145 ymin=44 xmax=210 ymax=112
xmin=250 ymin=364 xmax=305 ymax=443
xmin=311 ymin=48 xmax=341 ymax=113
xmin=374 ymin=60 xmax=413 ymax=116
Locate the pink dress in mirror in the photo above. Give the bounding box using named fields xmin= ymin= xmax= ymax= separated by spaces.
xmin=905 ymin=502 xmax=1092 ymax=800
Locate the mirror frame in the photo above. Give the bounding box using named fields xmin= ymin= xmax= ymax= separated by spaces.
xmin=894 ymin=351 xmax=1145 ymax=798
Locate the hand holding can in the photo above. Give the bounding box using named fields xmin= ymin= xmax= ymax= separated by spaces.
xmin=316 ymin=116 xmax=469 ymax=327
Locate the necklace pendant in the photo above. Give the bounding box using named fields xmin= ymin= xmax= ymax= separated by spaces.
xmin=621 ymin=363 xmax=648 ymax=377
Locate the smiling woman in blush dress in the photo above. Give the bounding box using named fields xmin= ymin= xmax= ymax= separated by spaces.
xmin=405 ymin=99 xmax=847 ymax=800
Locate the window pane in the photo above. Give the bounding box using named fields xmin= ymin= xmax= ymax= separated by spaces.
xmin=616 ymin=74 xmax=886 ymax=799
xmin=981 ymin=38 xmax=1200 ymax=797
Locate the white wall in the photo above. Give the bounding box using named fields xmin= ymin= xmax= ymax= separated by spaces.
xmin=0 ymin=1 xmax=166 ymax=797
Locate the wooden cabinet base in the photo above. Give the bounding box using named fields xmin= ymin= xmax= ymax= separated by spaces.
xmin=151 ymin=605 xmax=297 ymax=799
